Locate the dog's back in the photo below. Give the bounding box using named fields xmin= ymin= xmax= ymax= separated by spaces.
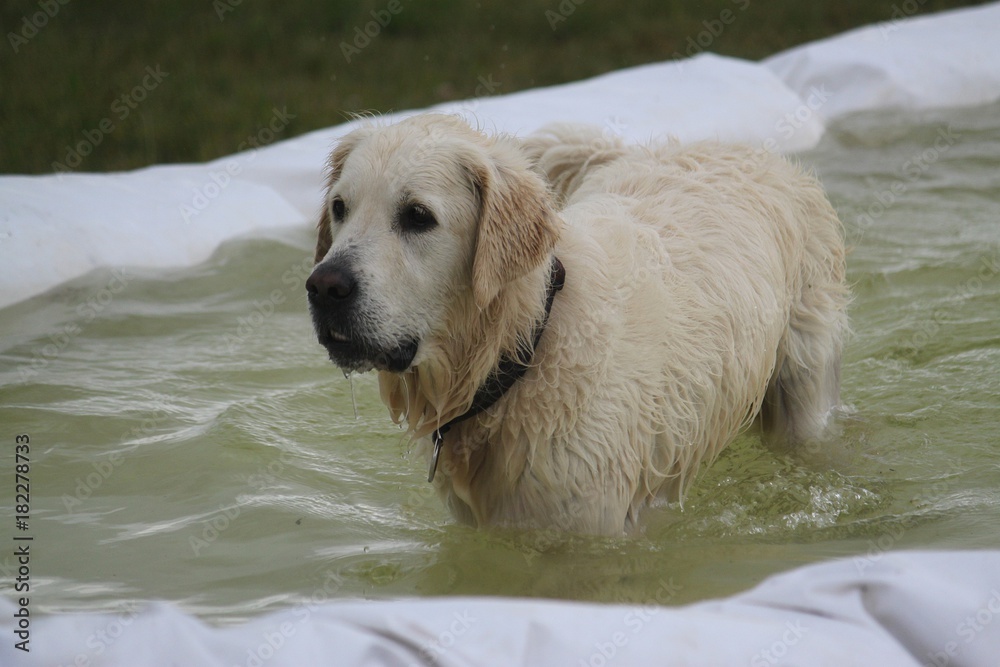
xmin=521 ymin=124 xmax=631 ymax=205
xmin=525 ymin=125 xmax=850 ymax=459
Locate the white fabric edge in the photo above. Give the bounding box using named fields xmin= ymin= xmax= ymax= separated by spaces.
xmin=3 ymin=550 xmax=999 ymax=666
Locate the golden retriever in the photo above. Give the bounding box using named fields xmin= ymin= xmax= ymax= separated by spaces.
xmin=306 ymin=114 xmax=848 ymax=535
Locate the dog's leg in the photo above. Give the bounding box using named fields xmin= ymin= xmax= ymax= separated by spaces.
xmin=762 ymin=277 xmax=850 ymax=450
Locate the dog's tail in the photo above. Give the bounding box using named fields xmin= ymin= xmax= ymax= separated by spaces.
xmin=520 ymin=124 xmax=629 ymax=205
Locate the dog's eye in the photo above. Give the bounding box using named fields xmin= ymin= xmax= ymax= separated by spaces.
xmin=400 ymin=204 xmax=437 ymax=233
xmin=330 ymin=197 xmax=346 ymax=222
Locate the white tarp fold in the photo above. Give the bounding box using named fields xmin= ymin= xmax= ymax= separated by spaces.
xmin=4 ymin=551 xmax=999 ymax=666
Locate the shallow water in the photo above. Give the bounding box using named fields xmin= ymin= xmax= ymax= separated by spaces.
xmin=2 ymin=102 xmax=999 ymax=624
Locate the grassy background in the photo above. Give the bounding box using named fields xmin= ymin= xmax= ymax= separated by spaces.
xmin=1 ymin=0 xmax=989 ymax=174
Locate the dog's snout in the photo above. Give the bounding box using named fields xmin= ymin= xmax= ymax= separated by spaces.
xmin=307 ymin=264 xmax=357 ymax=302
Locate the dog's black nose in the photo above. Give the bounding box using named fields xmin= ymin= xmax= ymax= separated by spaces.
xmin=306 ymin=264 xmax=356 ymax=302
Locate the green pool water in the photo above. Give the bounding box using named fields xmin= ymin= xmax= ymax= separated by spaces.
xmin=2 ymin=102 xmax=999 ymax=624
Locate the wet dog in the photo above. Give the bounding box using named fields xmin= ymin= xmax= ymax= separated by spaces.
xmin=307 ymin=114 xmax=849 ymax=534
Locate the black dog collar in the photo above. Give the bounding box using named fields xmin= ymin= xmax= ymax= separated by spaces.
xmin=428 ymin=257 xmax=566 ymax=483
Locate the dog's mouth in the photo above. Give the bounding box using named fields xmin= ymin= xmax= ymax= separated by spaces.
xmin=315 ymin=324 xmax=418 ymax=374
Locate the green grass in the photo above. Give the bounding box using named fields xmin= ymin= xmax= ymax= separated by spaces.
xmin=1 ymin=0 xmax=989 ymax=174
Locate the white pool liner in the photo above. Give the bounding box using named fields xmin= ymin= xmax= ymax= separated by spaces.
xmin=4 ymin=550 xmax=999 ymax=666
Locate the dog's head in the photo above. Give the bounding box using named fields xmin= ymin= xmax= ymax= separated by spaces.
xmin=307 ymin=115 xmax=561 ymax=374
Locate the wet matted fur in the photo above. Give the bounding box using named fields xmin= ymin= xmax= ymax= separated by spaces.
xmin=307 ymin=114 xmax=849 ymax=535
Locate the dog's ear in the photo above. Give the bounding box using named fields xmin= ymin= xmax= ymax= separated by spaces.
xmin=314 ymin=127 xmax=371 ymax=263
xmin=467 ymin=151 xmax=561 ymax=309
xmin=314 ymin=205 xmax=333 ymax=264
